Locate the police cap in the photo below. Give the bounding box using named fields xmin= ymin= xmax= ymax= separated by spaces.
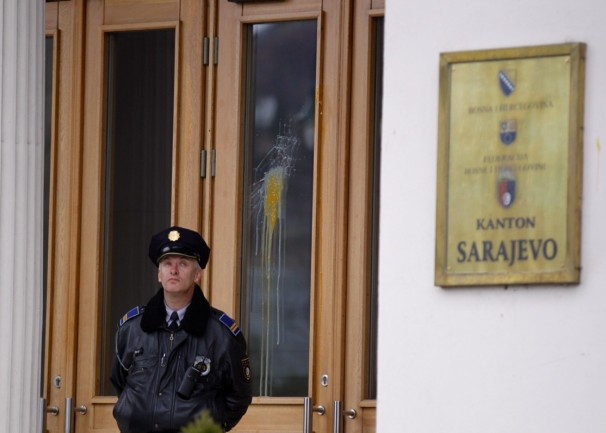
xmin=148 ymin=226 xmax=210 ymax=268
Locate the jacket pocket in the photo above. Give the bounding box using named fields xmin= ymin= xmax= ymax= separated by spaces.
xmin=126 ymin=356 xmax=158 ymax=391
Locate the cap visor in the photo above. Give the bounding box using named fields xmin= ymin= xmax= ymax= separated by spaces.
xmin=157 ymin=252 xmax=198 ymax=263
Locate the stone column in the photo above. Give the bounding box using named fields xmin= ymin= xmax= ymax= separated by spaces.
xmin=0 ymin=1 xmax=45 ymax=432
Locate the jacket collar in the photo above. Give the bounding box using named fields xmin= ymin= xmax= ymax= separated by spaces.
xmin=140 ymin=285 xmax=210 ymax=336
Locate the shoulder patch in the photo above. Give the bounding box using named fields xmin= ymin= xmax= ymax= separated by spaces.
xmin=218 ymin=313 xmax=241 ymax=336
xmin=119 ymin=306 xmax=143 ymax=327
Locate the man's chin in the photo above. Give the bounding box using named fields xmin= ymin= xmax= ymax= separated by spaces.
xmin=164 ymin=285 xmax=193 ymax=295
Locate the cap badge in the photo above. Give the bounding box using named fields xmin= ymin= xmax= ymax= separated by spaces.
xmin=168 ymin=230 xmax=180 ymax=242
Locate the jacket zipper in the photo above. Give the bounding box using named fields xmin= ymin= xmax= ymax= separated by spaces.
xmin=161 ymin=332 xmax=175 ymax=367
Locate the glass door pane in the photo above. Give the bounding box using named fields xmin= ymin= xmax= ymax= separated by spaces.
xmin=100 ymin=30 xmax=175 ymax=395
xmin=240 ymin=20 xmax=317 ymax=397
xmin=367 ymin=17 xmax=384 ymax=400
xmin=43 ymin=35 xmax=54 ymax=397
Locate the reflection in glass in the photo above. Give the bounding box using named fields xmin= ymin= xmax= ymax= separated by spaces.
xmin=241 ymin=21 xmax=317 ymax=397
xmin=100 ymin=30 xmax=175 ymax=395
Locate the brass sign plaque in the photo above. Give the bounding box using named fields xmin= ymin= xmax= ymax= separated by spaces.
xmin=435 ymin=43 xmax=585 ymax=287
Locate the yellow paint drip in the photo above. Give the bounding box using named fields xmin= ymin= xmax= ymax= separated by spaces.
xmin=264 ymin=168 xmax=285 ymax=235
xmin=259 ymin=167 xmax=286 ymax=395
xmin=252 ymin=128 xmax=300 ymax=396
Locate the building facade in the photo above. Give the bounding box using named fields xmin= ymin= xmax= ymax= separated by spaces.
xmin=1 ymin=0 xmax=605 ymax=432
xmin=379 ymin=1 xmax=606 ymax=432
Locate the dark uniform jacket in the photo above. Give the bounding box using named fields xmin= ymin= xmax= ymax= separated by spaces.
xmin=110 ymin=287 xmax=252 ymax=433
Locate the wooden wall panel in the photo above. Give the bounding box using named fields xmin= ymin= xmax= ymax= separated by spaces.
xmin=104 ymin=0 xmax=179 ymax=25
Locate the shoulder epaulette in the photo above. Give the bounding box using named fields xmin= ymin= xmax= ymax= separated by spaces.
xmin=119 ymin=306 xmax=144 ymax=327
xmin=218 ymin=312 xmax=241 ymax=336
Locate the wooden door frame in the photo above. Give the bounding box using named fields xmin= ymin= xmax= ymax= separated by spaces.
xmin=44 ymin=1 xmax=210 ymax=431
xmin=74 ymin=1 xmax=210 ymax=431
xmin=211 ymin=1 xmax=357 ymax=432
xmin=211 ymin=3 xmax=325 ymax=431
xmin=344 ymin=1 xmax=384 ymax=432
xmin=43 ymin=1 xmax=86 ymax=432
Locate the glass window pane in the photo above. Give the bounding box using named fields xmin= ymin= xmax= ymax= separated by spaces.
xmin=368 ymin=16 xmax=384 ymax=400
xmin=100 ymin=30 xmax=175 ymax=395
xmin=241 ymin=21 xmax=317 ymax=397
xmin=42 ymin=35 xmax=54 ymax=396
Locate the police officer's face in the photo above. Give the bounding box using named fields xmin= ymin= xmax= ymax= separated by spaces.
xmin=158 ymin=255 xmax=201 ymax=296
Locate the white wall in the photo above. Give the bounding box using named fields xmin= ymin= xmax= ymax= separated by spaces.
xmin=378 ymin=1 xmax=606 ymax=432
xmin=0 ymin=1 xmax=45 ymax=432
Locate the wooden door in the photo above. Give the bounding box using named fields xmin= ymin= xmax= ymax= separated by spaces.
xmin=43 ymin=1 xmax=211 ymax=432
xmin=42 ymin=1 xmax=382 ymax=432
xmin=343 ymin=2 xmax=384 ymax=432
xmin=212 ymin=1 xmax=383 ymax=432
xmin=77 ymin=1 xmax=213 ymax=431
xmin=44 ymin=1 xmax=86 ymax=432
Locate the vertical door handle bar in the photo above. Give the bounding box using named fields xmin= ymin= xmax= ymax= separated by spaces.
xmin=40 ymin=398 xmax=52 ymax=433
xmin=39 ymin=398 xmax=45 ymax=433
xmin=303 ymin=397 xmax=325 ymax=433
xmin=333 ymin=400 xmax=357 ymax=433
xmin=64 ymin=397 xmax=87 ymax=433
xmin=65 ymin=397 xmax=73 ymax=433
xmin=41 ymin=398 xmax=61 ymax=433
xmin=334 ymin=400 xmax=342 ymax=433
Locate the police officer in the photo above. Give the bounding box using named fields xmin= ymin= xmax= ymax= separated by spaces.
xmin=110 ymin=226 xmax=252 ymax=433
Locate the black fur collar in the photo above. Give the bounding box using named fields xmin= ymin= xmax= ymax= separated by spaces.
xmin=140 ymin=286 xmax=210 ymax=336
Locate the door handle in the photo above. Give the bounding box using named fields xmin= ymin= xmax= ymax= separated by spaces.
xmin=333 ymin=401 xmax=357 ymax=433
xmin=65 ymin=397 xmax=88 ymax=433
xmin=65 ymin=397 xmax=73 ymax=433
xmin=40 ymin=397 xmax=86 ymax=433
xmin=40 ymin=398 xmax=60 ymax=433
xmin=47 ymin=406 xmax=60 ymax=416
xmin=303 ymin=397 xmax=325 ymax=433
